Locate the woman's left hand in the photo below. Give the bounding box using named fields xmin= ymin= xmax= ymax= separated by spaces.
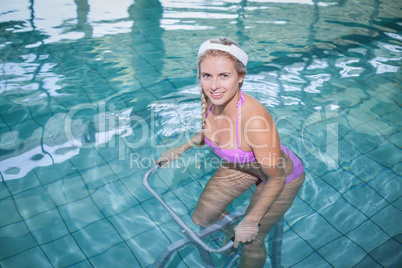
xmin=233 ymin=219 xmax=260 ymax=248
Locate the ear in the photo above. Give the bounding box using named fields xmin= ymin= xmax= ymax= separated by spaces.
xmin=239 ymin=75 xmax=245 ymax=84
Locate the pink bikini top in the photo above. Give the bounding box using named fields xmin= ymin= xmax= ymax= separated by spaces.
xmin=204 ymin=89 xmax=305 ymax=183
xmin=204 ymin=90 xmax=257 ymax=163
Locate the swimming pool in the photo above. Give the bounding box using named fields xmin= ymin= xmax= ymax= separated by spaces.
xmin=0 ymin=0 xmax=401 ymax=267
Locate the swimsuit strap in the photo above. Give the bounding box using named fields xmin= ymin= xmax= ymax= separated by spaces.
xmin=206 ymin=103 xmax=213 ymax=117
xmin=236 ymin=89 xmax=245 ymax=149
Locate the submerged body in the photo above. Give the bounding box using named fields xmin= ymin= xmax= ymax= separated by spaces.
xmin=156 ymin=37 xmax=305 ymax=267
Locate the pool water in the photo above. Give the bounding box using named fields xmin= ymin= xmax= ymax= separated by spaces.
xmin=0 ymin=0 xmax=401 ymax=267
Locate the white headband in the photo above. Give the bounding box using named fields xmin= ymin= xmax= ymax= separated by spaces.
xmin=198 ymin=40 xmax=248 ymax=66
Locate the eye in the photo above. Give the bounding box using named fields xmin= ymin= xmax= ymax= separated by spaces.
xmin=202 ymin=74 xmax=211 ymax=78
xmin=221 ymin=74 xmax=229 ymax=78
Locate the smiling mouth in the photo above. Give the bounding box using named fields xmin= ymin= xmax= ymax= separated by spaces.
xmin=210 ymin=92 xmax=224 ymax=97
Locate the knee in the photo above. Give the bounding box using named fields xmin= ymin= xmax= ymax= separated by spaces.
xmin=239 ymin=239 xmax=267 ymax=268
xmin=191 ymin=212 xmax=210 ymax=228
xmin=240 ymin=238 xmax=266 ymax=260
xmin=192 ymin=207 xmax=222 ymax=227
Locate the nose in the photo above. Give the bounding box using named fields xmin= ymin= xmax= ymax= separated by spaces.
xmin=211 ymin=77 xmax=220 ymax=90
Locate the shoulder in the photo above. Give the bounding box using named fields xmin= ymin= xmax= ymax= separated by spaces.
xmin=241 ymin=92 xmax=280 ymax=151
xmin=242 ymin=92 xmax=275 ymax=129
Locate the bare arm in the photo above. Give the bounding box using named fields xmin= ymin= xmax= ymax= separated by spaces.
xmin=244 ymin=115 xmax=285 ymax=223
xmin=155 ymin=132 xmax=203 ymax=167
xmin=233 ymin=113 xmax=286 ymax=248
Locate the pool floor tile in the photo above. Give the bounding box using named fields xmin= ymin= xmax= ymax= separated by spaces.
xmin=391 ymin=162 xmax=402 ymax=178
xmin=341 ymin=111 xmax=366 ymax=132
xmin=361 ymin=74 xmax=400 ymax=93
xmin=344 ymin=154 xmax=385 ymax=182
xmin=0 ymin=246 xmax=53 ymax=268
xmin=368 ymin=117 xmax=400 ymax=138
xmin=281 ymin=229 xmax=315 ymax=267
xmin=371 ymin=204 xmax=402 ymax=237
xmin=141 ymin=193 xmax=188 ymax=224
xmin=302 ymin=152 xmax=335 ymax=178
xmin=320 ymin=197 xmax=367 ymax=234
xmin=347 ymin=219 xmax=391 ymax=253
xmin=171 ymin=180 xmax=204 ymax=209
xmin=361 ymin=92 xmax=399 ymax=116
xmin=58 ymin=197 xmax=105 ymax=233
xmin=68 ymin=148 xmax=106 ymax=172
xmin=353 ymin=254 xmax=384 ymax=268
xmin=347 ymin=102 xmax=381 ymax=122
xmin=79 ymin=164 xmax=118 ymax=191
xmin=322 ymin=168 xmax=360 ymax=194
xmin=382 ymin=88 xmax=402 ymax=106
xmin=292 ymin=251 xmax=333 ymax=268
xmin=369 ymin=169 xmax=401 ymax=203
xmin=13 ymin=186 xmax=57 ymax=220
xmin=157 ymin=217 xmax=200 ymax=246
xmin=41 ymin=235 xmax=89 ymax=267
xmin=387 ymin=130 xmax=402 ymax=148
xmin=292 ymin=212 xmax=342 ymax=249
xmin=0 ymin=221 xmax=38 ymax=260
xmin=284 ymin=195 xmax=315 ymax=226
xmin=90 ymin=242 xmax=141 ymax=268
xmin=369 ymin=234 xmax=402 ymax=268
xmin=0 ymin=197 xmax=23 ymax=227
xmin=127 ymin=227 xmax=171 ymax=268
xmin=34 ymin=160 xmax=76 ymax=185
xmin=393 ymin=196 xmax=402 ymax=211
xmin=90 ymin=180 xmax=139 ymax=217
xmin=343 ymin=181 xmax=388 ymax=217
xmin=299 ymin=178 xmax=341 ymax=213
xmin=108 ymin=205 xmax=156 ymax=240
xmin=366 ymin=139 xmax=400 ymax=168
xmin=120 ymin=171 xmax=154 ymax=203
xmin=25 ymin=209 xmax=70 ymax=245
xmin=342 ymin=123 xmax=385 ymax=154
xmin=72 ymin=219 xmax=123 ymax=258
xmin=45 ymin=176 xmax=89 ymax=206
xmin=317 ymin=236 xmax=367 ymax=267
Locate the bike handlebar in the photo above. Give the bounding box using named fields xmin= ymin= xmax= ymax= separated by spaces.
xmin=143 ymin=164 xmax=235 ymax=253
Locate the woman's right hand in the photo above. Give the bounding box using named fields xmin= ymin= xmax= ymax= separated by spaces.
xmin=154 ymin=147 xmax=184 ymax=167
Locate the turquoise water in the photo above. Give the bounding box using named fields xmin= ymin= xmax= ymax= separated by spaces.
xmin=0 ymin=0 xmax=401 ymax=267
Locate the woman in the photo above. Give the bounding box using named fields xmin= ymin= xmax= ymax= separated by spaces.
xmin=156 ymin=37 xmax=305 ymax=267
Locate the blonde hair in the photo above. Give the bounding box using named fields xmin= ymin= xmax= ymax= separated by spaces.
xmin=197 ymin=37 xmax=247 ymax=144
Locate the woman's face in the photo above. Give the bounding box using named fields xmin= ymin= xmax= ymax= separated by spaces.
xmin=200 ymin=55 xmax=244 ymax=106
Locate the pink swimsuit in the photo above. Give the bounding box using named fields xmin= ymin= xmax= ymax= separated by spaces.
xmin=204 ymin=90 xmax=304 ymax=184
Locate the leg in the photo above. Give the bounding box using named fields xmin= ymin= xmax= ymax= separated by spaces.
xmin=192 ymin=164 xmax=259 ymax=227
xmin=239 ymin=172 xmax=305 ymax=268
